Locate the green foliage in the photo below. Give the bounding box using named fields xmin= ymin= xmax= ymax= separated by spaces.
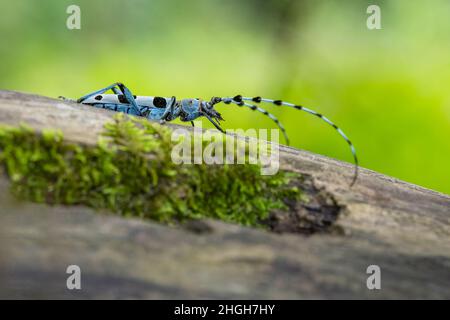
xmin=0 ymin=115 xmax=301 ymax=227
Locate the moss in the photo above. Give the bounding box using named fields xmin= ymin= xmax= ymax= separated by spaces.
xmin=0 ymin=114 xmax=302 ymax=227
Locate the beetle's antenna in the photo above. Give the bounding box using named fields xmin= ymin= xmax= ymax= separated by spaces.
xmin=224 ymin=100 xmax=290 ymax=146
xmin=222 ymin=95 xmax=359 ymax=186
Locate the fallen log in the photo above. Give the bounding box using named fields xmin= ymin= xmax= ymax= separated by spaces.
xmin=0 ymin=90 xmax=449 ymax=299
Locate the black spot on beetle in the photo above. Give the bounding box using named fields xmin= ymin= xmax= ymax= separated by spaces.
xmin=252 ymin=96 xmax=262 ymax=103
xmin=295 ymin=105 xmax=303 ymax=110
xmin=95 ymin=95 xmax=103 ymax=101
xmin=153 ymin=96 xmax=167 ymax=108
xmin=250 ymin=105 xmax=257 ymax=110
xmin=273 ymin=100 xmax=282 ymax=106
xmin=117 ymin=94 xmax=137 ymax=103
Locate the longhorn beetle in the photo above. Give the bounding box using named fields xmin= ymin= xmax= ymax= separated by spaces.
xmin=60 ymin=82 xmax=359 ymax=186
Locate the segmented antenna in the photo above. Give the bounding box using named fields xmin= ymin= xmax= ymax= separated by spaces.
xmin=222 ymin=95 xmax=359 ymax=186
xmin=223 ymin=99 xmax=290 ymax=145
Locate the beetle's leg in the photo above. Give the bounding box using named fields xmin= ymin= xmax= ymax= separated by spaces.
xmin=77 ymin=82 xmax=142 ymax=116
xmin=111 ymin=87 xmax=121 ymax=95
xmin=161 ymin=96 xmax=177 ymax=120
xmin=115 ymin=83 xmax=142 ymax=116
xmin=203 ymin=112 xmax=225 ymax=133
xmin=77 ymin=83 xmax=122 ymax=103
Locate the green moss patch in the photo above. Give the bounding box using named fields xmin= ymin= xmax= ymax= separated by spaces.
xmin=0 ymin=114 xmax=301 ymax=227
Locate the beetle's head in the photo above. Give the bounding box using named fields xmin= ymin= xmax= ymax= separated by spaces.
xmin=180 ymin=98 xmax=225 ymax=132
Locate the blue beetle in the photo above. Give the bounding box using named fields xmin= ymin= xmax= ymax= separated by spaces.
xmin=60 ymin=82 xmax=359 ymax=185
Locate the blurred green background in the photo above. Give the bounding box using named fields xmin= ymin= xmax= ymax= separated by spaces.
xmin=0 ymin=0 xmax=449 ymax=194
